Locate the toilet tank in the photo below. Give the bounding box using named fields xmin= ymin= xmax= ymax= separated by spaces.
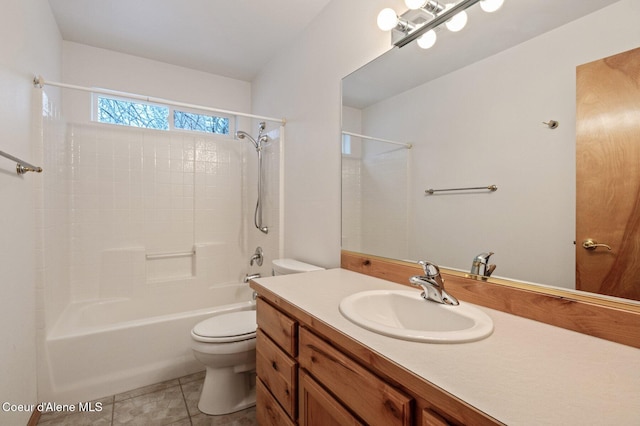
xmin=272 ymin=259 xmax=324 ymax=276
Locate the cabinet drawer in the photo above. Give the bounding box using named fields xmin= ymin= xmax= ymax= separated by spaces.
xmin=257 ymin=297 xmax=297 ymax=356
xmin=256 ymin=329 xmax=297 ymax=418
xmin=256 ymin=378 xmax=296 ymax=426
xmin=299 ymin=327 xmax=413 ymax=426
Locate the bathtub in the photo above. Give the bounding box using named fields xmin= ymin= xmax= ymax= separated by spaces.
xmin=41 ymin=283 xmax=255 ymax=404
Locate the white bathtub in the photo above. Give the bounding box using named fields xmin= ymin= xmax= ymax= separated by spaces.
xmin=41 ymin=283 xmax=255 ymax=404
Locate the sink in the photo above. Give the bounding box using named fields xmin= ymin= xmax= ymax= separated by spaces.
xmin=339 ymin=290 xmax=493 ymax=343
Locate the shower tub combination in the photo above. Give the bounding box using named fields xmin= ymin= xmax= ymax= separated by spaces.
xmin=42 ymin=283 xmax=255 ymax=404
xmin=37 ymin=82 xmax=283 ymax=404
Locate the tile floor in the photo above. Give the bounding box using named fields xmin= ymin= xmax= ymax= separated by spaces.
xmin=37 ymin=371 xmax=256 ymax=425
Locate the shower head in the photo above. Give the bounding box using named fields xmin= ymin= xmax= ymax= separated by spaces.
xmin=235 ymin=130 xmax=259 ymax=150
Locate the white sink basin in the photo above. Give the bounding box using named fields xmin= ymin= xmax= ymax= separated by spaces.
xmin=339 ymin=290 xmax=493 ymax=343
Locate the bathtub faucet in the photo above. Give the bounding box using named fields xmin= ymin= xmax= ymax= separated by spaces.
xmin=250 ymin=247 xmax=263 ymax=267
xmin=243 ymin=273 xmax=261 ymax=283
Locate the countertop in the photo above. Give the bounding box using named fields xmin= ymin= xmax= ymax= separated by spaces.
xmin=253 ymin=268 xmax=640 ymax=426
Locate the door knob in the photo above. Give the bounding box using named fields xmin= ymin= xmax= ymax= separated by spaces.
xmin=582 ymin=239 xmax=612 ymax=251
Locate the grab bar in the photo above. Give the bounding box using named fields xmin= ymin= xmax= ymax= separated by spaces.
xmin=425 ymin=185 xmax=497 ymax=195
xmin=145 ymin=250 xmax=195 ymax=260
xmin=0 ymin=150 xmax=43 ymax=175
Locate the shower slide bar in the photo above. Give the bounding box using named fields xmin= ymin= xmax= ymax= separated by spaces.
xmin=0 ymin=150 xmax=43 ymax=175
xmin=342 ymin=131 xmax=412 ymax=149
xmin=33 ymin=75 xmax=286 ymax=125
xmin=425 ymin=185 xmax=498 ymax=195
xmin=145 ymin=250 xmax=195 ymax=260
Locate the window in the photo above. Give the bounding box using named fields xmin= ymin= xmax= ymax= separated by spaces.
xmin=94 ymin=95 xmax=232 ymax=136
xmin=174 ymin=110 xmax=229 ymax=135
xmin=97 ymin=96 xmax=169 ymax=130
xmin=342 ymin=133 xmax=352 ymax=155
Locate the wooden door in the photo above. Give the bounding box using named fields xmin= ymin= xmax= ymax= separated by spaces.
xmin=576 ymin=46 xmax=640 ymax=301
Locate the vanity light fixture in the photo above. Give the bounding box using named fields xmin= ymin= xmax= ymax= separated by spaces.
xmin=377 ymin=0 xmax=505 ymax=49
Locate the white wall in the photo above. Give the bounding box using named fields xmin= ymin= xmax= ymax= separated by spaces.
xmin=252 ymin=0 xmax=400 ymax=268
xmin=359 ymin=0 xmax=640 ymax=288
xmin=62 ymin=41 xmax=252 ymax=125
xmin=0 ymin=0 xmax=61 ymax=424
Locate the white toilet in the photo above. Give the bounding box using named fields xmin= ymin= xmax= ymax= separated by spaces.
xmin=272 ymin=258 xmax=325 ymax=276
xmin=190 ymin=258 xmax=323 ymax=415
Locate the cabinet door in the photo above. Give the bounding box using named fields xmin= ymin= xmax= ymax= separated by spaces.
xmin=257 ymin=378 xmax=295 ymax=426
xmin=299 ymin=327 xmax=413 ymax=426
xmin=422 ymin=408 xmax=450 ymax=426
xmin=299 ymin=370 xmax=364 ymax=426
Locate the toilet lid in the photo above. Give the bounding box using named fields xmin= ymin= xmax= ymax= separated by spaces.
xmin=193 ymin=310 xmax=256 ymax=339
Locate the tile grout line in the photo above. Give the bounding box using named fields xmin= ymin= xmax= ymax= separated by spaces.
xmin=110 ymin=395 xmax=115 ymax=426
xmin=178 ymin=380 xmax=194 ymax=425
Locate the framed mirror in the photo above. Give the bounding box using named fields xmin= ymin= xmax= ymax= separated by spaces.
xmin=341 ymin=0 xmax=640 ymax=307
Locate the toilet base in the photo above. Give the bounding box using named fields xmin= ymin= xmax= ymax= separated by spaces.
xmin=197 ymin=365 xmax=256 ymax=415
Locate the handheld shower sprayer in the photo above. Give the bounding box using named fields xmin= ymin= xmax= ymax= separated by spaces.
xmin=235 ymin=122 xmax=269 ymax=234
xmin=235 ymin=121 xmax=267 ymax=152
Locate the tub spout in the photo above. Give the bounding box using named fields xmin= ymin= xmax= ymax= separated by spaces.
xmin=243 ymin=273 xmax=261 ymax=283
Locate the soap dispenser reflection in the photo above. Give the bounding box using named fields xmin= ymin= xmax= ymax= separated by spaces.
xmin=470 ymin=252 xmax=496 ymax=278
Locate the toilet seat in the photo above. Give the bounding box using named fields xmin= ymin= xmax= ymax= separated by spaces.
xmin=192 ymin=310 xmax=257 ymax=343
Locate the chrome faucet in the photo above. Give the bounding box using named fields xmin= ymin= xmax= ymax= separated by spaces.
xmin=410 ymin=260 xmax=459 ymax=306
xmin=244 ymin=273 xmax=261 ymax=283
xmin=470 ymin=252 xmax=496 ymax=277
xmin=250 ymin=247 xmax=263 ymax=267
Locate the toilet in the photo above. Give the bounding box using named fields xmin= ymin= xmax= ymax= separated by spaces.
xmin=190 ymin=258 xmax=323 ymax=415
xmin=272 ymin=258 xmax=325 ymax=276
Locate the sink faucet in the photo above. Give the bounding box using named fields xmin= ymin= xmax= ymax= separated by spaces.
xmin=470 ymin=252 xmax=496 ymax=277
xmin=410 ymin=260 xmax=459 ymax=306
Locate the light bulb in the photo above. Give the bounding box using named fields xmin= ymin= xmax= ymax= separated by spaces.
xmin=377 ymin=8 xmax=399 ymax=31
xmin=405 ymin=0 xmax=427 ymax=10
xmin=417 ymin=30 xmax=437 ymax=49
xmin=480 ymin=0 xmax=504 ymax=13
xmin=444 ymin=4 xmax=467 ymax=32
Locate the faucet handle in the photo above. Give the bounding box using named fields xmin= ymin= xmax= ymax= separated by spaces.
xmin=474 ymin=252 xmax=494 ymax=264
xmin=418 ymin=260 xmax=440 ymax=278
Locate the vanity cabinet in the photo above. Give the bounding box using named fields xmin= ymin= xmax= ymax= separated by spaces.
xmin=255 ymin=294 xmax=500 ymax=426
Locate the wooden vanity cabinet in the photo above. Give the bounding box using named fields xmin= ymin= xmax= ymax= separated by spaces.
xmin=255 ymin=295 xmax=499 ymax=426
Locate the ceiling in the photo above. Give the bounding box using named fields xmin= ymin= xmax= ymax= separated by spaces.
xmin=48 ymin=0 xmax=332 ymax=82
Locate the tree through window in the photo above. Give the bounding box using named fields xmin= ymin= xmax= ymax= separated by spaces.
xmin=96 ymin=95 xmax=231 ymax=136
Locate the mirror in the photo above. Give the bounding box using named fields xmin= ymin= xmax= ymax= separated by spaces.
xmin=341 ymin=0 xmax=640 ymax=305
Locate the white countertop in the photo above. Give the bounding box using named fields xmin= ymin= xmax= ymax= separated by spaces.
xmin=254 ymin=268 xmax=640 ymax=426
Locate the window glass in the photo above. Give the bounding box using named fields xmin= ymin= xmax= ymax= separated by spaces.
xmin=342 ymin=133 xmax=352 ymax=155
xmin=95 ymin=95 xmax=233 ymax=136
xmin=97 ymin=96 xmax=169 ymax=130
xmin=174 ymin=110 xmax=230 ymax=135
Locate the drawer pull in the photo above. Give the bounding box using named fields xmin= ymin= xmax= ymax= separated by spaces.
xmin=272 ymin=361 xmax=279 ymax=371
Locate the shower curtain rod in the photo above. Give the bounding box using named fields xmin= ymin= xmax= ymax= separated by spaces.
xmin=33 ymin=75 xmax=286 ymax=126
xmin=342 ymin=131 xmax=412 ymax=149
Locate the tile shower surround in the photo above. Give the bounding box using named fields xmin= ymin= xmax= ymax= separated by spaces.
xmin=37 ymin=371 xmax=256 ymax=425
xmin=64 ymin=123 xmax=247 ymax=300
xmin=342 ymin=142 xmax=409 ymax=259
xmin=39 ymin=114 xmax=280 ymax=315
